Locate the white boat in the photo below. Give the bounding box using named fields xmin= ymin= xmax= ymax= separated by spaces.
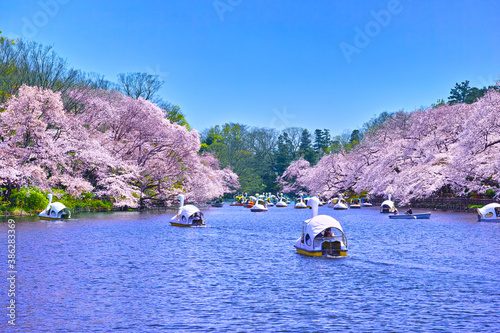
xmin=349 ymin=198 xmax=361 ymax=209
xmin=333 ymin=194 xmax=348 ymax=210
xmin=295 ymin=195 xmax=308 ymax=209
xmin=389 ymin=212 xmax=431 ymax=219
xmin=38 ymin=194 xmax=71 ymax=220
xmin=327 ymin=198 xmax=337 ymax=208
xmin=294 ymin=197 xmax=348 ymax=257
xmin=361 ymin=197 xmax=373 ymax=207
xmin=251 ymin=199 xmax=268 ymax=212
xmin=276 ymin=193 xmax=288 ymax=207
xmin=170 ymin=195 xmax=205 ymax=227
xmin=477 ymin=203 xmax=500 ymax=222
xmin=380 ymin=195 xmax=396 ymax=213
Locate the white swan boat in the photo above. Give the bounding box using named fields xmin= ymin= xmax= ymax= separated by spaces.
xmin=251 ymin=199 xmax=268 ymax=212
xmin=295 ymin=195 xmax=308 ymax=209
xmin=380 ymin=195 xmax=396 ymax=213
xmin=38 ymin=194 xmax=71 ymax=220
xmin=294 ymin=197 xmax=348 ymax=257
xmin=477 ymin=203 xmax=500 ymax=222
xmin=333 ymin=195 xmax=348 ymax=210
xmin=276 ymin=193 xmax=288 ymax=207
xmin=170 ymin=195 xmax=205 ymax=227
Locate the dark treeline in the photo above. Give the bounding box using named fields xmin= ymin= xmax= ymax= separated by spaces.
xmin=199 ymin=112 xmax=395 ymax=195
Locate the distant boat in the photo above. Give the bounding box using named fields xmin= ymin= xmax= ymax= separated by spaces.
xmin=38 ymin=194 xmax=71 ymax=220
xmin=476 ymin=203 xmax=500 ymax=222
xmin=361 ymin=197 xmax=373 ymax=207
xmin=295 ymin=195 xmax=308 ymax=209
xmin=230 ymin=194 xmax=244 ymax=206
xmin=276 ymin=193 xmax=288 ymax=207
xmin=333 ymin=194 xmax=348 ymax=210
xmin=349 ymin=198 xmax=361 ymax=209
xmin=380 ymin=194 xmax=396 ymax=213
xmin=251 ymin=199 xmax=268 ymax=212
xmin=389 ymin=213 xmax=431 ymax=219
xmin=294 ymin=197 xmax=348 ymax=257
xmin=327 ymin=198 xmax=338 ymax=208
xmin=211 ymin=198 xmax=224 ymax=207
xmin=170 ymin=195 xmax=205 ymax=227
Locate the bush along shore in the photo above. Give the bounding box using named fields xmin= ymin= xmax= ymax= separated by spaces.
xmin=1 ymin=187 xmax=113 ymax=217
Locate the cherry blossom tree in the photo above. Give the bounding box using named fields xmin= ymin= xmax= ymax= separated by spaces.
xmin=1 ymin=85 xmax=239 ymax=208
xmin=281 ymin=89 xmax=500 ymax=203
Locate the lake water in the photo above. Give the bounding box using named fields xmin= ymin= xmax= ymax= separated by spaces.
xmin=1 ymin=205 xmax=499 ymax=332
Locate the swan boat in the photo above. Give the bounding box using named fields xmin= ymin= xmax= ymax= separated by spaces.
xmin=477 ymin=203 xmax=500 ymax=222
xmin=333 ymin=195 xmax=348 ymax=210
xmin=170 ymin=195 xmax=206 ymax=227
xmin=327 ymin=198 xmax=337 ymax=208
xmin=295 ymin=195 xmax=308 ymax=209
xmin=250 ymin=199 xmax=268 ymax=212
xmin=38 ymin=194 xmax=71 ymax=220
xmin=380 ymin=195 xmax=396 ymax=213
xmin=276 ymin=193 xmax=288 ymax=207
xmin=294 ymin=197 xmax=348 ymax=257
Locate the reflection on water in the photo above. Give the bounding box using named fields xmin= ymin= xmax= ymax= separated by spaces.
xmin=1 ymin=207 xmax=499 ymax=332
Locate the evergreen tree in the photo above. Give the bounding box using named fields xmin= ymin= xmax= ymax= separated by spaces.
xmin=275 ymin=133 xmax=293 ymax=174
xmin=299 ymin=129 xmax=317 ymax=165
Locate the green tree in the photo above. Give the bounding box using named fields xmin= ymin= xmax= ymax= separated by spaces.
xmin=448 ymin=80 xmax=472 ymax=105
xmin=275 ymin=132 xmax=294 ymax=174
xmin=159 ymin=102 xmax=190 ymax=130
xmin=298 ymin=129 xmax=317 ymax=165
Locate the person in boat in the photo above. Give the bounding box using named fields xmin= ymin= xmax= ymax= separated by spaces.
xmin=405 ymin=205 xmax=413 ymax=215
xmin=324 ymin=228 xmax=333 ymax=237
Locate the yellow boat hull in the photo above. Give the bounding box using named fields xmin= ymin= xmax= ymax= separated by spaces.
xmin=39 ymin=216 xmax=62 ymax=221
xmin=296 ymin=247 xmax=347 ymax=257
xmin=170 ymin=222 xmax=193 ymax=227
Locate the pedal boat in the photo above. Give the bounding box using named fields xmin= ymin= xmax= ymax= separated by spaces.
xmin=349 ymin=198 xmax=361 ymax=209
xmin=276 ymin=193 xmax=288 ymax=207
xmin=380 ymin=195 xmax=396 ymax=213
xmin=333 ymin=195 xmax=348 ymax=210
xmin=477 ymin=203 xmax=500 ymax=222
xmin=38 ymin=194 xmax=71 ymax=220
xmin=361 ymin=197 xmax=373 ymax=207
xmin=170 ymin=195 xmax=205 ymax=227
xmin=295 ymin=195 xmax=308 ymax=209
xmin=294 ymin=197 xmax=348 ymax=257
xmin=250 ymin=199 xmax=268 ymax=212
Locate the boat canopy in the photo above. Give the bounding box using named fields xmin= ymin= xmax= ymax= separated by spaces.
xmin=477 ymin=203 xmax=500 ymax=220
xmin=180 ymin=204 xmax=200 ymax=217
xmin=304 ymin=215 xmax=344 ymax=239
xmin=50 ymin=202 xmax=68 ymax=213
xmin=381 ymin=200 xmax=394 ymax=207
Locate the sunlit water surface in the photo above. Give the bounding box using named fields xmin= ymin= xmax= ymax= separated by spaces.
xmin=1 ymin=206 xmax=499 ymax=332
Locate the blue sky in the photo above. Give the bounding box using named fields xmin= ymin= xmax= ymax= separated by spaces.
xmin=2 ymin=0 xmax=499 ymax=135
